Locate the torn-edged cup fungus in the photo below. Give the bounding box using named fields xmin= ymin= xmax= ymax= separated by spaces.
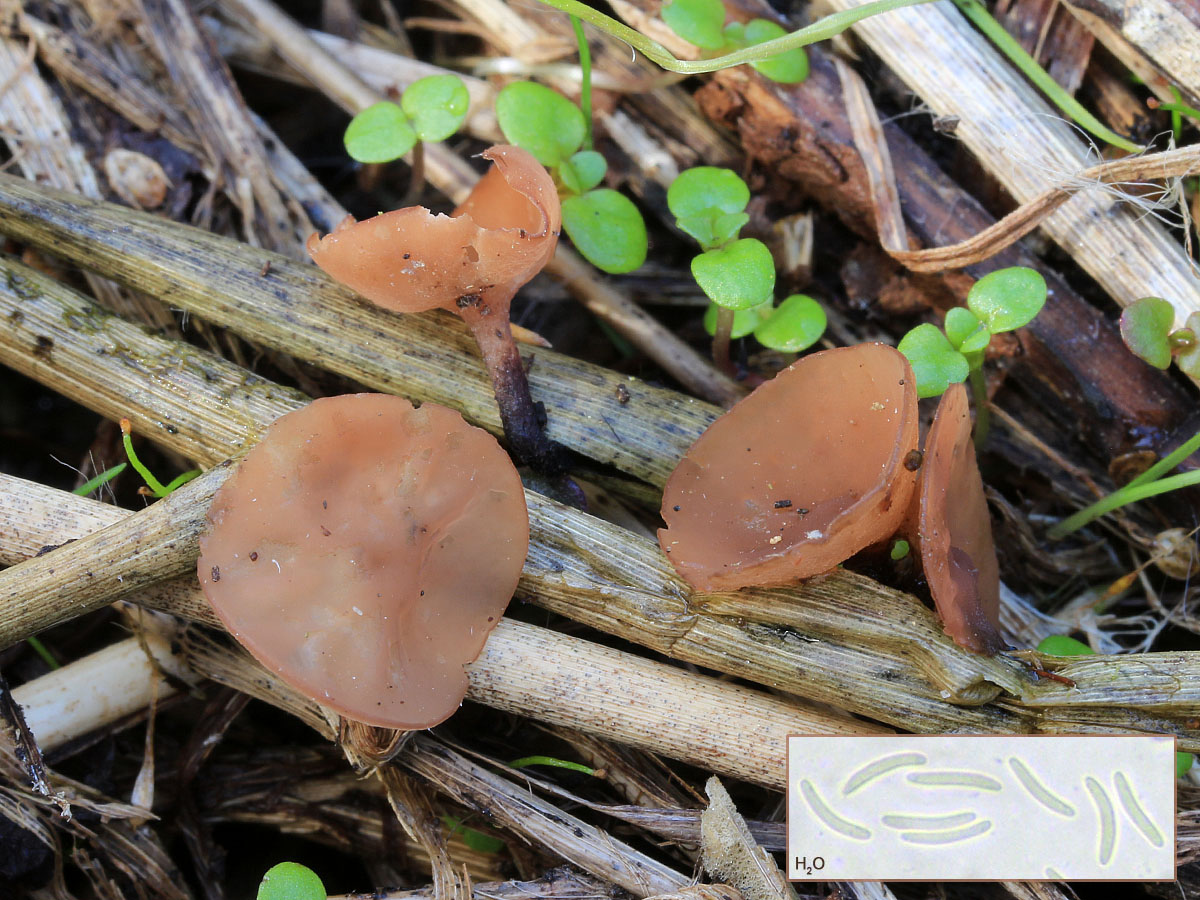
xmin=909 ymin=383 xmax=1006 ymax=655
xmin=307 ymin=144 xmax=565 ymax=475
xmin=197 ymin=394 xmax=529 ymax=729
xmin=659 ymin=343 xmax=920 ymax=591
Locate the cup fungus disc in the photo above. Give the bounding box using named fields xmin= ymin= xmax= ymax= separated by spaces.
xmin=916 ymin=383 xmax=1006 ymax=655
xmin=197 ymin=394 xmax=529 ymax=729
xmin=659 ymin=343 xmax=919 ymax=591
xmin=306 ymin=145 xmax=559 ymax=319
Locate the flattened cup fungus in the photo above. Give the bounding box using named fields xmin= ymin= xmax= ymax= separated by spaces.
xmin=197 ymin=394 xmax=529 ymax=729
xmin=659 ymin=343 xmax=920 ymax=591
xmin=910 ymin=382 xmax=1006 ymax=655
xmin=307 ymin=145 xmax=565 ymax=475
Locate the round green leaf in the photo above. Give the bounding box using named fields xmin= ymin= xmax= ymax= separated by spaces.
xmin=890 ymin=539 xmax=910 ymax=560
xmin=966 ymin=266 xmax=1047 ymax=333
xmin=258 ymin=863 xmax=326 ymax=900
xmin=1178 ymin=752 xmax=1195 ymax=779
xmin=944 ymin=306 xmax=991 ymax=354
xmin=897 ymin=323 xmax=969 ymax=399
xmin=753 ymin=293 xmax=826 ymax=352
xmin=1119 ymin=296 xmax=1175 ymax=369
xmin=661 ymin=0 xmax=727 ymax=50
xmin=343 ymin=101 xmax=416 ymax=163
xmin=691 ymin=238 xmax=776 ymax=310
xmin=1176 ymin=312 xmax=1200 ymax=378
xmin=401 ymin=74 xmax=469 ymax=143
xmin=668 ymin=167 xmax=750 ymax=220
xmin=703 ymin=298 xmax=771 ymax=339
xmin=496 ymin=82 xmax=584 ymax=167
xmin=562 ymin=189 xmax=647 ymax=274
xmin=1036 ymin=635 xmax=1094 ymax=657
xmin=744 ymin=19 xmax=809 ymax=84
xmin=562 ymin=150 xmax=606 ymax=194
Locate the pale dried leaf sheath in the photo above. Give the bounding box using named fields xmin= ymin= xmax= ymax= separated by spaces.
xmin=831 ymin=0 xmax=1200 ymax=328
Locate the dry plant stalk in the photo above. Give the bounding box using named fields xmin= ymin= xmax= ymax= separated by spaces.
xmin=206 ymin=17 xmax=500 ymax=140
xmin=0 ymin=473 xmax=865 ymax=788
xmin=1062 ymin=0 xmax=1200 ymax=108
xmin=0 ymin=31 xmax=175 ymax=330
xmin=400 ymin=735 xmax=690 ymax=897
xmin=136 ymin=0 xmax=308 ymax=253
xmin=0 ymin=173 xmax=715 ymax=487
xmin=829 ymin=0 xmax=1200 ymax=327
xmin=844 ymin=60 xmax=1200 ymax=274
xmin=0 ymin=252 xmax=1197 ymax=747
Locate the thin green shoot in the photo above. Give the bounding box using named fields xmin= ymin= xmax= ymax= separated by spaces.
xmin=509 ymin=755 xmax=597 ymax=775
xmin=571 ymin=15 xmax=593 ymax=150
xmin=1046 ymin=466 xmax=1200 ymax=539
xmin=950 ymin=0 xmax=1140 ymax=153
xmin=532 ymin=0 xmax=934 ymax=74
xmin=72 ymin=462 xmax=126 ymax=498
xmin=1126 ymin=428 xmax=1200 ymax=492
xmin=26 ymin=636 xmax=59 ymax=670
xmin=120 ymin=418 xmax=200 ymax=499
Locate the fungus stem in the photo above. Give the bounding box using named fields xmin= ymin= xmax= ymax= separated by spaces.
xmin=403 ymin=141 xmax=426 ymax=207
xmin=968 ymin=367 xmax=990 ymax=450
xmin=711 ymin=306 xmax=736 ymax=379
xmin=457 ymin=303 xmax=571 ymax=479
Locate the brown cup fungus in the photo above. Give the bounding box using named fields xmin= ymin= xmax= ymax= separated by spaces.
xmin=908 ymin=383 xmax=1006 ymax=655
xmin=197 ymin=394 xmax=529 ymax=729
xmin=307 ymin=145 xmax=565 ymax=476
xmin=659 ymin=344 xmax=920 ymax=591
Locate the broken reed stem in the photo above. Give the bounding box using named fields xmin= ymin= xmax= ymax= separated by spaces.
xmin=11 ymin=634 xmax=187 ymax=752
xmin=0 ymin=255 xmax=1197 ymax=748
xmin=0 ymin=174 xmax=715 ymax=487
xmin=0 ymin=473 xmax=867 ymax=788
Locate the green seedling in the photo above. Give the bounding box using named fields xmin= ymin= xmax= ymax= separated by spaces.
xmin=496 ymin=81 xmax=646 ymax=274
xmin=670 ymin=166 xmax=827 ymax=372
xmin=442 ymin=815 xmax=507 ymax=853
xmin=257 ymin=862 xmax=326 ymax=900
xmin=889 ymin=539 xmax=911 ymax=560
xmin=661 ymin=0 xmax=809 ymax=83
xmin=344 ymin=74 xmax=470 ymax=202
xmin=898 ymin=266 xmax=1046 ymax=447
xmin=120 ymin=418 xmax=199 ymax=498
xmin=1036 ymin=636 xmax=1194 ymax=777
xmin=344 ymin=75 xmax=469 ymax=162
xmin=1119 ymin=297 xmax=1200 ymax=377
